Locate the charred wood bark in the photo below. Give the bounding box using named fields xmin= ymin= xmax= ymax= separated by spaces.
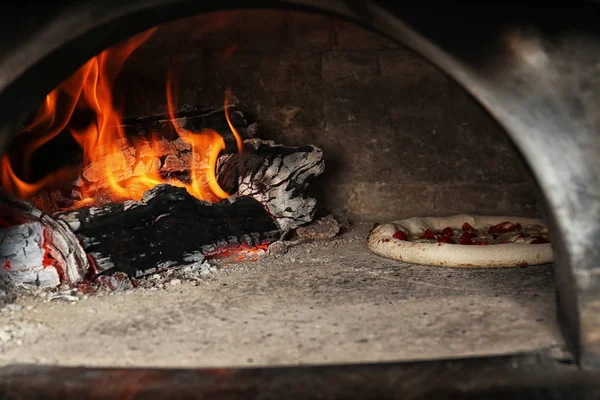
xmin=217 ymin=139 xmax=325 ymax=232
xmin=55 ymin=184 xmax=280 ymax=278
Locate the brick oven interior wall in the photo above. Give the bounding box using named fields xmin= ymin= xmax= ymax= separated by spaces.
xmin=115 ymin=10 xmax=540 ymax=222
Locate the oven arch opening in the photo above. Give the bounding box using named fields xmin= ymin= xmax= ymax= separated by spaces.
xmin=0 ymin=2 xmax=597 ymax=369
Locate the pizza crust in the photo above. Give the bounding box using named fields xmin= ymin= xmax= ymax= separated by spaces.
xmin=366 ymin=214 xmax=553 ymax=268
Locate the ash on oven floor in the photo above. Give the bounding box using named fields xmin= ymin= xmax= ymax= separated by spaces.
xmin=0 ymin=222 xmax=563 ymax=368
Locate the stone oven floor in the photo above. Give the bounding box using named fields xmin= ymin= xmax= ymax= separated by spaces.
xmin=0 ymin=223 xmax=564 ymax=368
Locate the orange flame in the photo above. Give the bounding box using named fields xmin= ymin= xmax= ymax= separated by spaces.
xmin=165 ymin=68 xmax=229 ymax=202
xmin=1 ymin=27 xmax=243 ymax=206
xmin=204 ymin=242 xmax=270 ymax=261
xmin=225 ymin=88 xmax=243 ymax=154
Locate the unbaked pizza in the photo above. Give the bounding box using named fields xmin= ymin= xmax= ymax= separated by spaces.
xmin=367 ymin=214 xmax=553 ymax=267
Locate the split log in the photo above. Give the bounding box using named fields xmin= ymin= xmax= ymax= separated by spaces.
xmin=217 ymin=139 xmax=325 ymax=232
xmin=55 ymin=184 xmax=281 ymax=278
xmin=119 ymin=105 xmax=255 ymax=153
xmin=0 ymin=189 xmax=89 ymax=287
xmin=78 ymin=136 xmax=198 ymax=191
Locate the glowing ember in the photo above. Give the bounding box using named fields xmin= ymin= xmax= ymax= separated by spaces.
xmin=204 ymin=242 xmax=270 ymax=262
xmin=0 ymin=28 xmax=243 ymax=206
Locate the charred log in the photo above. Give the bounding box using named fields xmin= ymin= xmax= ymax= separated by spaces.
xmin=119 ymin=105 xmax=255 ymax=153
xmin=0 ymin=189 xmax=89 ymax=287
xmin=66 ymin=107 xmax=254 ymax=200
xmin=78 ymin=136 xmax=195 ymax=190
xmin=217 ymin=139 xmax=325 ymax=232
xmin=55 ymin=184 xmax=281 ymax=278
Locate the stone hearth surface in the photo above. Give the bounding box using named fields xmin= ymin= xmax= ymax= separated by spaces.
xmin=0 ymin=223 xmax=563 ymax=368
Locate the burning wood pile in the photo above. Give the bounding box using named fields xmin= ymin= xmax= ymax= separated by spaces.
xmin=0 ymin=30 xmax=333 ymax=291
xmin=0 ymin=106 xmax=327 ymax=289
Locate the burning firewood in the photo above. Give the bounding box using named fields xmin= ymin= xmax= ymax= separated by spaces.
xmin=118 ymin=105 xmax=254 ymax=153
xmin=0 ymin=27 xmax=326 ymax=288
xmin=50 ymin=108 xmax=324 ymax=231
xmin=217 ymin=139 xmax=324 ymax=232
xmin=0 ymin=189 xmax=88 ymax=287
xmin=72 ymin=136 xmax=324 ymax=232
xmin=55 ymin=184 xmax=281 ymax=278
xmin=0 ymin=106 xmax=325 ymax=287
xmin=51 ymin=133 xmax=324 ymax=279
xmin=59 ymin=106 xmax=255 ymax=208
xmin=78 ymin=107 xmax=251 ymax=189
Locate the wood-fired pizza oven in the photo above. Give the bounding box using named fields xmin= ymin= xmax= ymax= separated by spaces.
xmin=1 ymin=2 xmax=600 ymax=398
